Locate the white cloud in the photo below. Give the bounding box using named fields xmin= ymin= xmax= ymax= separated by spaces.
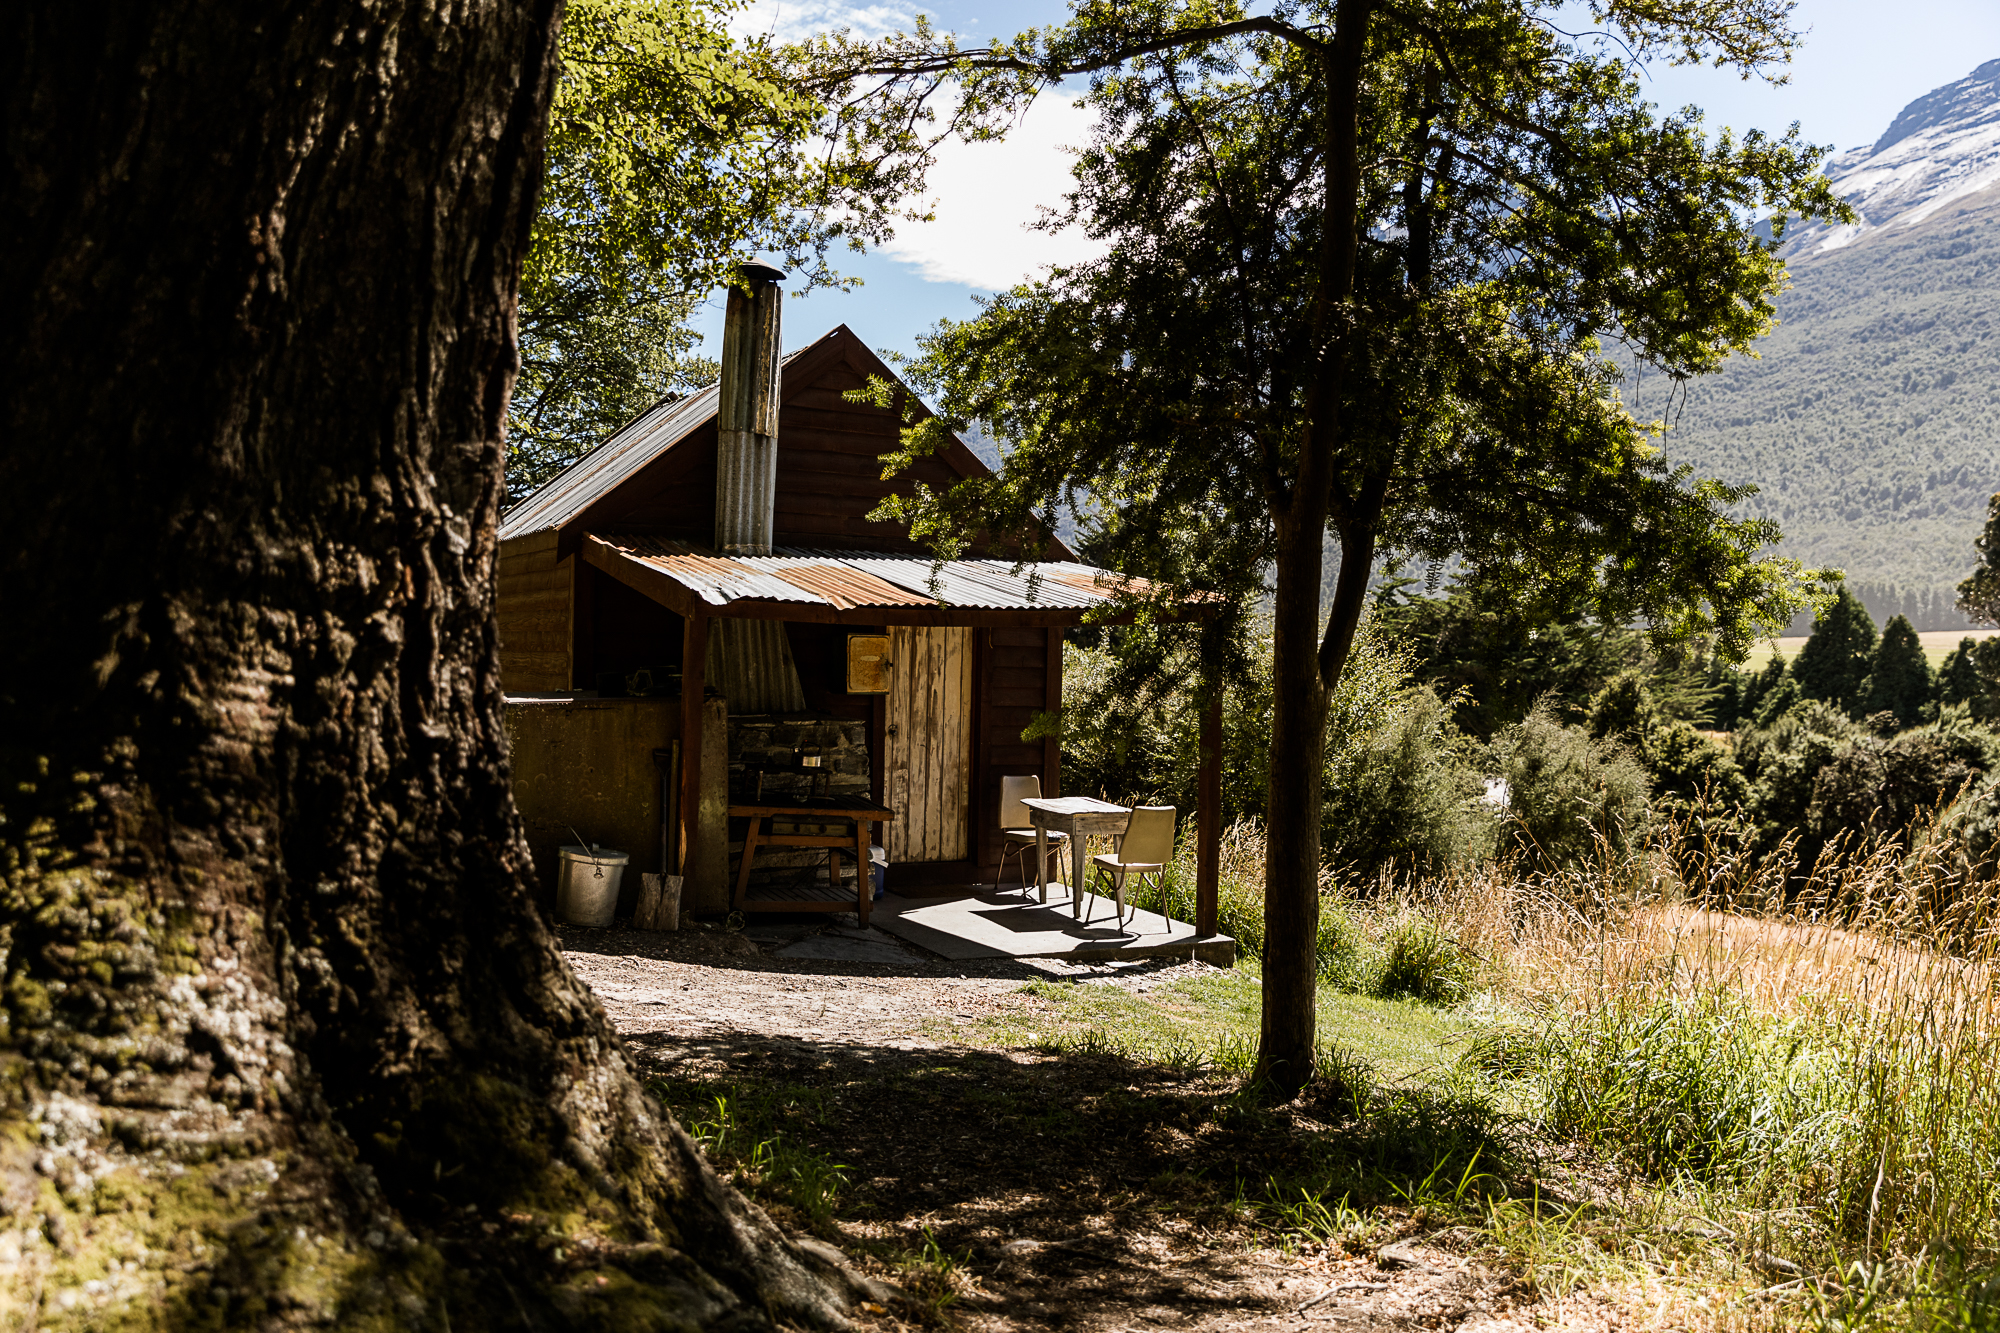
xmin=730 ymin=0 xmax=913 ymax=43
xmin=724 ymin=2 xmax=1106 ymax=291
xmin=882 ymin=96 xmax=1109 ymax=289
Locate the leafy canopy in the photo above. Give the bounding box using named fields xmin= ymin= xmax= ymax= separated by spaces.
xmin=860 ymin=0 xmax=1840 ymax=668
xmin=512 ymin=0 xmax=1001 ymax=500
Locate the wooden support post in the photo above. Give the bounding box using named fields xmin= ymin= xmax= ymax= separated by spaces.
xmin=1196 ymin=683 xmax=1223 ymax=938
xmin=679 ymin=613 xmax=711 ymax=881
xmin=1043 ymin=627 xmax=1062 ymax=797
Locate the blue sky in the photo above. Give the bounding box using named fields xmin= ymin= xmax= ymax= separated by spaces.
xmin=693 ymin=0 xmax=2000 ymax=363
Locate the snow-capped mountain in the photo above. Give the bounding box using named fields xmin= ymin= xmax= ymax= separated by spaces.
xmin=1616 ymin=56 xmax=2000 ymax=632
xmin=1789 ymin=58 xmax=2000 ymax=257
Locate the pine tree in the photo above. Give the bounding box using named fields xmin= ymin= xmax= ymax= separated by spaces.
xmin=1794 ymin=587 xmax=1878 ymax=715
xmin=1957 ymin=493 xmax=2000 ymax=626
xmin=1862 ymin=614 xmax=1933 ymax=727
xmin=1939 ymin=636 xmax=1984 ymax=706
xmin=1735 ymin=650 xmax=1789 ymax=726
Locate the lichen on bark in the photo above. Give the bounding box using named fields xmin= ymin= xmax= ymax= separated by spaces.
xmin=0 ymin=0 xmax=855 ymax=1325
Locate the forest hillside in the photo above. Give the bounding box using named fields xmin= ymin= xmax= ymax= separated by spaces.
xmin=1624 ymin=58 xmax=2000 ymax=630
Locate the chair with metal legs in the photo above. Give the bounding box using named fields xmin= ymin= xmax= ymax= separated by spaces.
xmin=997 ymin=775 xmax=1068 ymax=894
xmin=1088 ymin=805 xmax=1175 ymax=927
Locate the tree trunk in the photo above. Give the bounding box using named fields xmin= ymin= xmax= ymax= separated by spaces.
xmin=0 ymin=3 xmax=850 ymax=1326
xmin=1256 ymin=521 xmax=1334 ymax=1094
xmin=1252 ymin=0 xmax=1372 ymax=1101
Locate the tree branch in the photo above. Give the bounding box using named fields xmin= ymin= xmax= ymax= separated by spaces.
xmin=807 ymin=15 xmax=1328 ymax=88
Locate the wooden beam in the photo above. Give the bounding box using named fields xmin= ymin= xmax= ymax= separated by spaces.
xmin=1043 ymin=627 xmax=1062 ymax=798
xmin=1196 ymin=683 xmax=1223 ymax=939
xmin=969 ymin=629 xmax=989 ymax=875
xmin=581 ymin=533 xmax=706 ymax=619
xmin=678 ymin=613 xmax=711 ymax=879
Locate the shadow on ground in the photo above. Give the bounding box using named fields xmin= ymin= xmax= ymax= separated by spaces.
xmin=629 ymin=1025 xmax=1531 ymax=1331
xmin=556 ymin=918 xmax=1204 ymax=985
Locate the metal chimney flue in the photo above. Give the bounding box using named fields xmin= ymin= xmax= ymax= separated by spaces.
xmin=716 ymin=262 xmax=786 ymax=556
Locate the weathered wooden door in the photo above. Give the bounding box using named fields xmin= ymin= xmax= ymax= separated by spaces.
xmin=883 ymin=626 xmax=973 ymax=862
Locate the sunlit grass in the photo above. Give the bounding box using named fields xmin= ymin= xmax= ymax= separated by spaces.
xmin=954 ymin=962 xmax=1480 ymax=1085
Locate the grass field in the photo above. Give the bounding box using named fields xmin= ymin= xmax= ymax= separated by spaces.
xmin=656 ymin=812 xmax=2000 ymax=1331
xmin=1741 ymin=626 xmax=1999 ymax=671
xmin=959 ymin=963 xmax=1482 ymax=1086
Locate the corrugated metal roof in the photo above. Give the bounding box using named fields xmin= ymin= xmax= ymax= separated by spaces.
xmin=595 ymin=535 xmax=824 ymax=607
xmin=501 ymin=385 xmax=722 ymax=540
xmin=757 ymin=562 xmax=932 ymax=611
xmin=593 ymin=535 xmax=1152 ymax=616
xmin=500 ymin=342 xmax=815 ymax=541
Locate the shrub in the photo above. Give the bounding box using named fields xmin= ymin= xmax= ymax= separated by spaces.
xmin=1638 ymin=720 xmax=1751 ymax=816
xmin=1374 ymin=917 xmax=1478 ymax=1005
xmin=1586 ymin=672 xmax=1749 ymax=816
xmin=1928 ymin=769 xmax=2000 ymax=885
xmin=1488 ymin=703 xmax=1652 ymax=866
xmin=1808 ymin=710 xmax=1999 ymax=846
xmin=1731 ymin=697 xmax=1862 ymax=856
xmin=1322 ymin=686 xmax=1495 ymax=878
xmin=1314 ymin=897 xmax=1374 ymax=990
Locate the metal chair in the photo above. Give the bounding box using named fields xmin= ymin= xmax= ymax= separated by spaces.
xmin=1088 ymin=805 xmax=1175 ymax=927
xmin=997 ymin=775 xmax=1068 ymax=894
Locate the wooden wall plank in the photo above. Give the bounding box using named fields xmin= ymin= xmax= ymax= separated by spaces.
xmin=501 ymin=569 xmax=574 ymax=595
xmin=499 ymin=651 xmax=572 ymax=675
xmin=883 ymin=626 xmax=972 ymax=863
xmin=498 ymin=538 xmax=573 ymax=693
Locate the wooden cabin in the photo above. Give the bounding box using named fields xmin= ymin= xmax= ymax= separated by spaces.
xmin=498 ymin=296 xmax=1219 ymax=924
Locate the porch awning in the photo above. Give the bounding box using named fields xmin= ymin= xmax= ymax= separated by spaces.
xmin=580 ymin=533 xmax=1163 ymax=627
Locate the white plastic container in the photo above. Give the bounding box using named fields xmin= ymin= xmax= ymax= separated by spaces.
xmin=556 ymin=845 xmax=628 ymax=928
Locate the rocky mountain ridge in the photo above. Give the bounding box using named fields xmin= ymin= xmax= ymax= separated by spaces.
xmin=1787 ymin=57 xmax=2000 ymax=259
xmin=1623 ymin=57 xmax=2000 ymax=632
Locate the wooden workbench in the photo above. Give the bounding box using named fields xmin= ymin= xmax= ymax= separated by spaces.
xmin=729 ymin=799 xmax=894 ymax=926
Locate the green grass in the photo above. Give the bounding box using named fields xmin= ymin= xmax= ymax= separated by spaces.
xmin=959 ymin=962 xmax=1480 ymax=1087
xmin=679 ymin=1085 xmax=851 ymax=1233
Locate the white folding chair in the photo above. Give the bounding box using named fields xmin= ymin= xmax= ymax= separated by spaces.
xmin=997 ymin=775 xmax=1068 ymax=894
xmin=1088 ymin=806 xmax=1175 ymax=927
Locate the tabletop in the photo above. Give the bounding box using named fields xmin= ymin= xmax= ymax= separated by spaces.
xmin=1020 ymin=796 xmax=1129 ymax=817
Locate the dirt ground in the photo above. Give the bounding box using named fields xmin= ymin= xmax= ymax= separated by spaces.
xmin=560 ymin=922 xmax=1629 ymax=1333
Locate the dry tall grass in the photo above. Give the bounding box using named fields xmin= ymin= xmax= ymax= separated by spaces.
xmin=1158 ymin=808 xmax=2000 ymax=1320
xmin=1410 ymin=808 xmax=2000 ymax=1322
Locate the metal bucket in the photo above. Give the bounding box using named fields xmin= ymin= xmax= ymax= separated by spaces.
xmin=556 ymin=845 xmax=628 ymax=928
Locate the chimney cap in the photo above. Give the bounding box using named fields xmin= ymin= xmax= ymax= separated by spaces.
xmin=734 ymin=261 xmax=788 ymax=286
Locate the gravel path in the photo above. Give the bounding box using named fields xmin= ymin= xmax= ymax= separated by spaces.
xmin=559 ymin=920 xmax=1628 ymax=1333
xmin=558 ymin=918 xmax=1202 ymax=1048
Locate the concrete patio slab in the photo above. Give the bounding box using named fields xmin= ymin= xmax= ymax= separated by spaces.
xmin=872 ymin=886 xmax=1235 ymax=965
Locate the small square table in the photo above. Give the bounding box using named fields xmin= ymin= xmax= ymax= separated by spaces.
xmin=1021 ymin=796 xmax=1132 ymax=918
xmin=729 ymin=799 xmax=894 ymax=927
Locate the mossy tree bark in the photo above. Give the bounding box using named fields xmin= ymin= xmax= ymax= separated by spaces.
xmin=0 ymin=2 xmax=849 ymax=1326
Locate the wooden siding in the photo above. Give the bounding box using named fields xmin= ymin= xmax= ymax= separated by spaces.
xmin=883 ymin=627 xmax=972 ymax=863
xmin=974 ymin=626 xmax=1058 ymax=876
xmin=556 ymin=332 xmax=981 ymax=555
xmin=498 ymin=530 xmax=572 ymax=693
